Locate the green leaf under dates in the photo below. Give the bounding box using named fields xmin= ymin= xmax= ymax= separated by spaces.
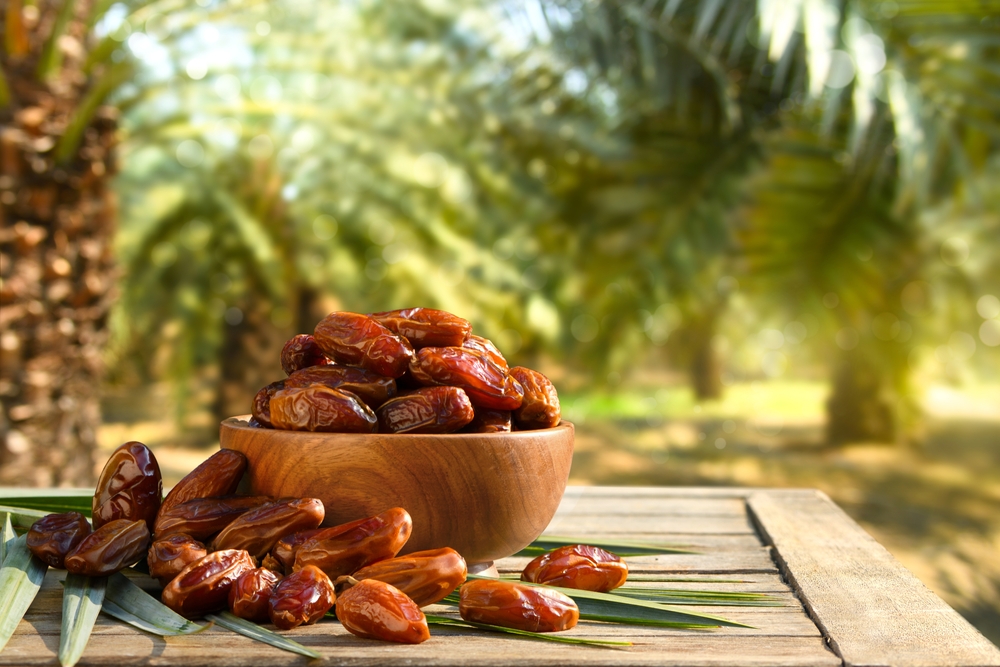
xmin=60 ymin=573 xmax=106 ymax=667
xmin=0 ymin=535 xmax=49 ymax=652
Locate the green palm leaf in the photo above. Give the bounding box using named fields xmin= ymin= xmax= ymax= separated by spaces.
xmin=60 ymin=574 xmax=106 ymax=667
xmin=0 ymin=536 xmax=49 ymax=652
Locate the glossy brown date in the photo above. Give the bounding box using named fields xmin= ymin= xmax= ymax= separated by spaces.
xmin=280 ymin=334 xmax=332 ymax=375
xmin=211 ymin=497 xmax=325 ymax=559
xmin=26 ymin=512 xmax=91 ymax=569
xmin=228 ymin=567 xmax=282 ymax=623
xmin=251 ymin=380 xmax=285 ymax=428
xmin=270 ymin=528 xmax=326 ymax=574
xmin=460 ymin=408 xmax=512 ymax=433
xmin=369 ymin=307 xmax=472 ymax=348
xmin=336 ymin=579 xmax=429 ymax=644
xmin=375 ymin=386 xmax=474 ymax=434
xmin=92 ymin=441 xmax=162 ymax=533
xmin=269 ymin=385 xmax=377 ymax=433
xmin=64 ymin=519 xmax=150 ymax=577
xmin=458 ymin=579 xmax=579 ymax=632
xmin=348 ymin=547 xmax=467 ymax=607
xmin=408 ymin=347 xmax=524 ymax=410
xmin=158 ymin=449 xmax=247 ymax=517
xmin=462 ymin=334 xmax=508 ymax=370
xmin=154 ymin=495 xmax=271 ymax=541
xmin=293 ymin=507 xmax=412 ymax=579
xmin=268 ymin=565 xmax=335 ymax=630
xmin=521 ymin=544 xmax=628 ymax=592
xmin=162 ymin=549 xmax=255 ymax=617
xmin=313 ymin=311 xmax=414 ymax=378
xmin=148 ymin=534 xmax=209 ymax=586
xmin=509 ymin=366 xmax=561 ymax=430
xmin=285 ymin=365 xmax=396 ymax=408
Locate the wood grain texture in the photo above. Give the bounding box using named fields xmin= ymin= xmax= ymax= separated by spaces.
xmin=748 ymin=489 xmax=1000 ymax=667
xmin=0 ymin=486 xmax=845 ymax=667
xmin=220 ymin=417 xmax=575 ymax=565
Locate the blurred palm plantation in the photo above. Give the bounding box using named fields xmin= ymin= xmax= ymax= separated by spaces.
xmin=2 ymin=0 xmax=999 ymax=644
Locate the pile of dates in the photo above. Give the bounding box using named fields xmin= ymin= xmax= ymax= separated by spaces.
xmin=28 ymin=439 xmax=629 ymax=644
xmin=251 ymin=308 xmax=561 ymax=434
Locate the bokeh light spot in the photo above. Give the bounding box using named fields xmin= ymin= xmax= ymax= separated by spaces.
xmin=759 ymin=329 xmax=784 ymax=350
xmin=783 ymin=321 xmax=807 ymax=344
xmin=185 ymin=57 xmax=208 ymax=80
xmin=980 ymin=320 xmax=1000 ymax=347
xmin=871 ymin=312 xmax=900 ymax=341
xmin=247 ymin=134 xmax=274 ymax=160
xmin=761 ymin=351 xmax=787 ymax=377
xmin=948 ymin=331 xmax=976 ymax=361
xmin=976 ymin=294 xmax=1000 ymax=319
xmin=256 ymin=21 xmax=271 ymax=36
xmin=224 ymin=307 xmax=243 ymax=326
xmin=312 ymin=215 xmax=338 ymax=240
xmin=941 ymin=237 xmax=969 ymax=266
xmin=715 ymin=438 xmax=726 ymax=450
xmin=901 ymin=281 xmax=930 ymax=315
xmin=825 ymin=50 xmax=856 ymax=89
xmin=176 ymin=139 xmax=205 ymax=168
xmin=835 ymin=327 xmax=859 ymax=350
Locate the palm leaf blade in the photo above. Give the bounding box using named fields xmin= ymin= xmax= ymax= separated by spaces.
xmin=105 ymin=572 xmax=206 ymax=635
xmin=0 ymin=535 xmax=49 ymax=651
xmin=204 ymin=611 xmax=322 ymax=659
xmin=60 ymin=574 xmax=106 ymax=667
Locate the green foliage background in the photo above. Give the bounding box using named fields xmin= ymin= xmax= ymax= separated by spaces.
xmin=102 ymin=0 xmax=1000 ymax=437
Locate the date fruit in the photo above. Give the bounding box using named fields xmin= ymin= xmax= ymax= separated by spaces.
xmin=375 ymin=386 xmax=474 ymax=434
xmin=280 ymin=334 xmax=332 ymax=375
xmin=159 ymin=449 xmax=247 ymax=516
xmin=369 ymin=307 xmax=472 ymax=348
xmin=269 ymin=385 xmax=377 ymax=433
xmin=251 ymin=380 xmax=285 ymax=428
xmin=211 ymin=497 xmax=325 ymax=559
xmin=462 ymin=334 xmax=509 ymax=370
xmin=459 ymin=579 xmax=579 ymax=632
xmin=268 ymin=565 xmax=335 ymax=630
xmin=270 ymin=528 xmax=325 ymax=574
xmin=521 ymin=544 xmax=628 ymax=592
xmin=313 ymin=311 xmax=414 ymax=378
xmin=460 ymin=408 xmax=512 ymax=433
xmin=64 ymin=519 xmax=150 ymax=577
xmin=154 ymin=495 xmax=271 ymax=540
xmin=285 ymin=365 xmax=396 ymax=408
xmin=92 ymin=440 xmax=162 ymax=533
xmin=349 ymin=547 xmax=467 ymax=607
xmin=509 ymin=366 xmax=561 ymax=430
xmin=408 ymin=347 xmax=524 ymax=410
xmin=162 ymin=549 xmax=255 ymax=617
xmin=26 ymin=512 xmax=91 ymax=569
xmin=336 ymin=579 xmax=429 ymax=644
xmin=229 ymin=567 xmax=282 ymax=623
xmin=294 ymin=507 xmax=412 ymax=579
xmin=148 ymin=534 xmax=209 ymax=586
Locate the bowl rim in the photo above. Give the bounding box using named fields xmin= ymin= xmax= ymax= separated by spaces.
xmin=222 ymin=415 xmax=574 ymax=439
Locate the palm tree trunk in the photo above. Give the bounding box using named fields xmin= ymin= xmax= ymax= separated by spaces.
xmin=826 ymin=347 xmax=896 ymax=444
xmin=1 ymin=0 xmax=116 ymax=486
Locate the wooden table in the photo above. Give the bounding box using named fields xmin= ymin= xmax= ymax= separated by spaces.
xmin=4 ymin=486 xmax=999 ymax=666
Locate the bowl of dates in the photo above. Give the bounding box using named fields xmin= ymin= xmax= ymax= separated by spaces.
xmin=220 ymin=308 xmax=572 ymax=567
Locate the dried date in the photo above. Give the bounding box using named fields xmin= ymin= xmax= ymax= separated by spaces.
xmin=92 ymin=441 xmax=162 ymax=533
xmin=270 ymin=528 xmax=325 ymax=574
xmin=509 ymin=366 xmax=561 ymax=430
xmin=148 ymin=534 xmax=209 ymax=586
xmin=211 ymin=497 xmax=325 ymax=559
xmin=462 ymin=334 xmax=508 ymax=370
xmin=251 ymin=380 xmax=285 ymax=428
xmin=280 ymin=334 xmax=332 ymax=375
xmin=268 ymin=565 xmax=335 ymax=630
xmin=458 ymin=579 xmax=579 ymax=632
xmin=269 ymin=385 xmax=377 ymax=433
xmin=293 ymin=507 xmax=412 ymax=579
xmin=228 ymin=567 xmax=282 ymax=623
xmin=285 ymin=365 xmax=396 ymax=408
xmin=336 ymin=579 xmax=429 ymax=644
xmin=26 ymin=512 xmax=91 ymax=569
xmin=369 ymin=307 xmax=471 ymax=348
xmin=154 ymin=495 xmax=271 ymax=541
xmin=158 ymin=449 xmax=247 ymax=516
xmin=409 ymin=347 xmax=523 ymax=410
xmin=313 ymin=311 xmax=414 ymax=378
xmin=162 ymin=549 xmax=255 ymax=617
xmin=521 ymin=544 xmax=628 ymax=592
xmin=460 ymin=408 xmax=512 ymax=433
xmin=64 ymin=519 xmax=150 ymax=577
xmin=375 ymin=386 xmax=474 ymax=434
xmin=347 ymin=547 xmax=467 ymax=607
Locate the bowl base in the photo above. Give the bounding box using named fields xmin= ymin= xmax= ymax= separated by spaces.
xmin=467 ymin=561 xmax=499 ymax=578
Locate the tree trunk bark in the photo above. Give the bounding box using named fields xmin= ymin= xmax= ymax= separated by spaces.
xmin=1 ymin=0 xmax=116 ymax=486
xmin=826 ymin=347 xmax=896 ymax=444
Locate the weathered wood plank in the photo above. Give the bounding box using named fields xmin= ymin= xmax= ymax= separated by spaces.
xmin=541 ymin=514 xmax=756 ymax=535
xmin=0 ymin=630 xmax=840 ymax=666
xmin=748 ymin=489 xmax=1000 ymax=667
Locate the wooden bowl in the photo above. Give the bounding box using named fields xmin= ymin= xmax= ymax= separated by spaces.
xmin=219 ymin=417 xmax=574 ymax=567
